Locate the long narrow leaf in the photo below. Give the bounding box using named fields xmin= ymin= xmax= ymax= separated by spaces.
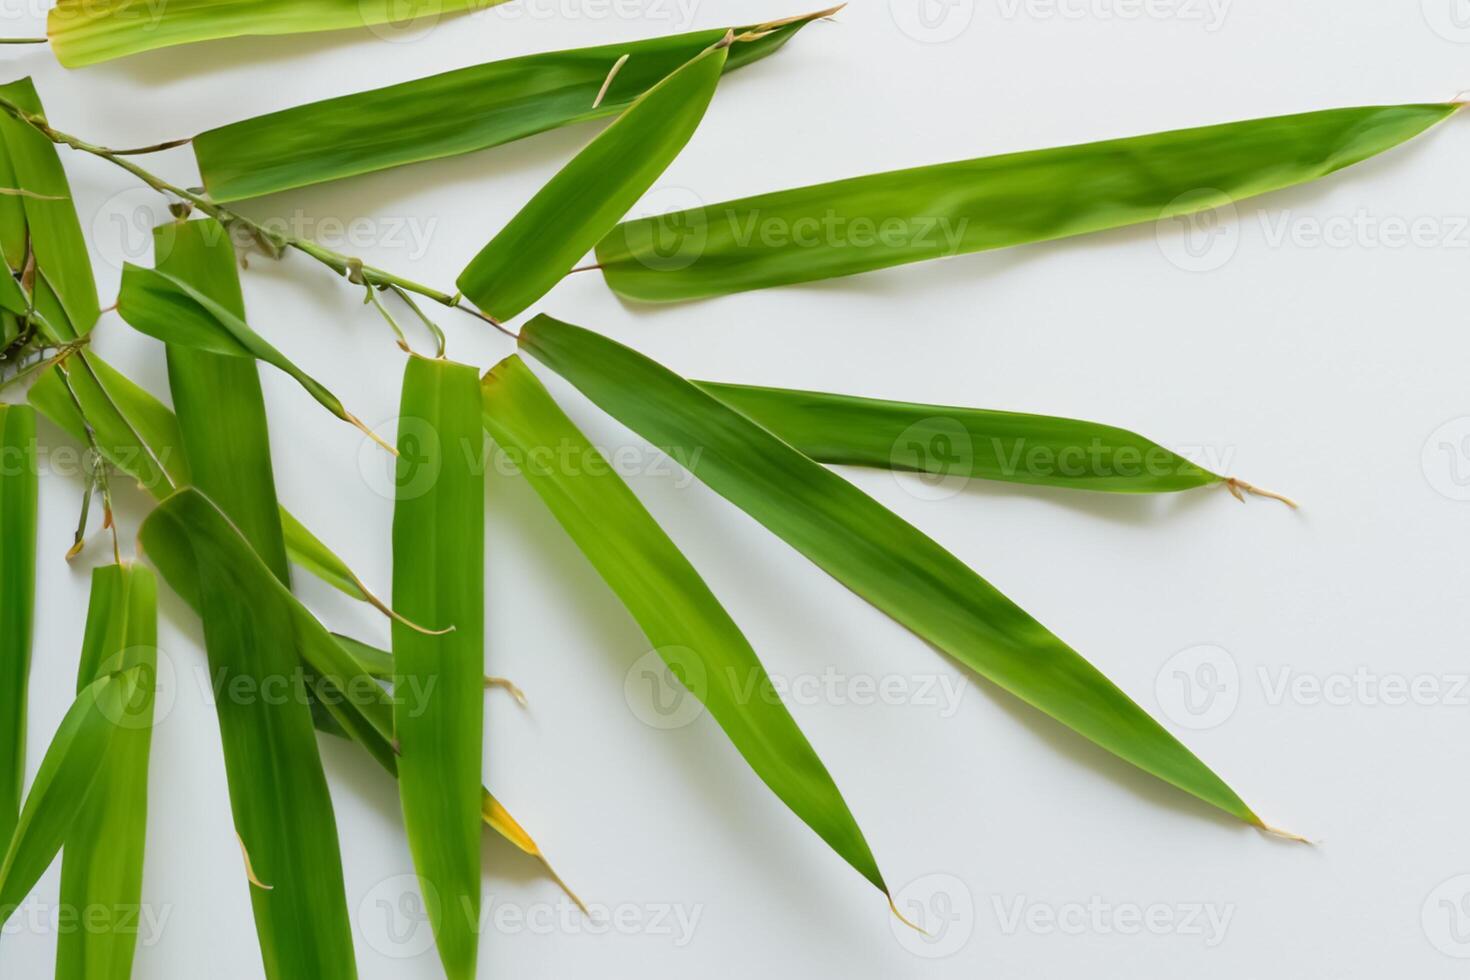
xmin=48 ymin=0 xmax=506 ymax=68
xmin=137 ymin=489 xmax=358 ymax=980
xmin=521 ymin=314 xmax=1264 ymax=826
xmin=456 ymin=34 xmax=731 ymax=321
xmin=194 ymin=12 xmax=836 ymax=202
xmin=0 ymin=664 xmax=147 ymax=926
xmin=57 ymin=563 xmax=157 ymax=980
xmin=483 ymin=354 xmax=892 ymax=895
xmin=0 ymin=77 xmax=99 ymax=336
xmin=0 ymin=404 xmax=37 ymax=848
xmin=117 ymin=261 xmax=386 ymax=447
xmin=596 ymin=103 xmax=1458 ymax=302
xmin=696 ymin=381 xmax=1221 ymax=493
xmin=393 ymin=356 xmax=484 ymax=979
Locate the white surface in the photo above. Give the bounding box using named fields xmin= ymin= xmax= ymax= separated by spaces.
xmin=5 ymin=1 xmax=1470 ymax=976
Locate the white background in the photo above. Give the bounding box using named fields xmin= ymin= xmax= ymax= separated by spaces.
xmin=5 ymin=0 xmax=1470 ymax=976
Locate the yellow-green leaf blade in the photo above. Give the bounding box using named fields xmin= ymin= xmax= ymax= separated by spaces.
xmin=393 ymin=356 xmax=484 ymax=980
xmin=483 ymin=354 xmax=890 ymax=893
xmin=57 ymin=563 xmax=158 ymax=980
xmin=521 ymin=314 xmax=1261 ymax=826
xmin=48 ymin=0 xmax=507 ymax=68
xmin=456 ymin=36 xmax=730 ymax=321
xmin=696 ymin=381 xmax=1221 ymax=493
xmin=596 ymin=103 xmax=1458 ymax=302
xmin=194 ymin=14 xmax=830 ymax=203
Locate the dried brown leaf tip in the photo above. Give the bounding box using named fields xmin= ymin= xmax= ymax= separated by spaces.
xmin=1225 ymin=477 xmax=1298 ymax=509
xmin=236 ymin=832 xmax=274 ymax=890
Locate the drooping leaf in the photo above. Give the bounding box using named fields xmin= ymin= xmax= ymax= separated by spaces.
xmin=392 ymin=356 xmax=484 ymax=980
xmin=596 ymin=103 xmax=1459 ymax=302
xmin=696 ymin=381 xmax=1221 ymax=493
xmin=137 ymin=489 xmax=358 ymax=980
xmin=456 ymin=35 xmax=731 ymax=321
xmin=0 ymin=663 xmax=147 ymax=926
xmin=0 ymin=77 xmax=99 ymax=336
xmin=57 ymin=563 xmax=157 ymax=980
xmin=48 ymin=0 xmax=507 ymax=68
xmin=521 ymin=314 xmax=1264 ymax=826
xmin=0 ymin=404 xmax=37 ymax=849
xmin=117 ymin=261 xmax=384 ymax=445
xmin=194 ymin=11 xmax=836 ymax=202
xmin=482 ymin=354 xmax=892 ymax=894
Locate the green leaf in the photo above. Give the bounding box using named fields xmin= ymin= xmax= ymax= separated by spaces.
xmin=596 ymin=102 xmax=1459 ymax=302
xmin=456 ymin=34 xmax=731 ymax=321
xmin=696 ymin=381 xmax=1221 ymax=494
xmin=150 ymin=219 xmax=294 ymax=584
xmin=482 ymin=354 xmax=891 ymax=894
xmin=0 ymin=77 xmax=99 ymax=336
xmin=117 ymin=260 xmax=387 ymax=447
xmin=57 ymin=563 xmax=158 ymax=980
xmin=0 ymin=663 xmax=147 ymax=926
xmin=137 ymin=489 xmax=358 ymax=980
xmin=194 ymin=11 xmax=835 ymax=203
xmin=48 ymin=0 xmax=508 ymax=68
xmin=0 ymin=404 xmax=37 ymax=849
xmin=521 ymin=314 xmax=1264 ymax=826
xmin=393 ymin=355 xmax=484 ymax=980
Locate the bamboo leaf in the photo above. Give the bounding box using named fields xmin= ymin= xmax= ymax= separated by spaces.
xmin=137 ymin=489 xmax=358 ymax=980
xmin=194 ymin=12 xmax=836 ymax=202
xmin=0 ymin=663 xmax=147 ymax=926
xmin=0 ymin=404 xmax=37 ymax=850
xmin=48 ymin=0 xmax=508 ymax=68
xmin=696 ymin=382 xmax=1222 ymax=494
xmin=456 ymin=35 xmax=731 ymax=321
xmin=57 ymin=563 xmax=157 ymax=980
xmin=521 ymin=314 xmax=1265 ymax=826
xmin=482 ymin=354 xmax=892 ymax=895
xmin=393 ymin=355 xmax=484 ymax=979
xmin=596 ymin=103 xmax=1459 ymax=302
xmin=117 ymin=260 xmax=382 ymax=445
xmin=0 ymin=78 xmax=99 ymax=336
